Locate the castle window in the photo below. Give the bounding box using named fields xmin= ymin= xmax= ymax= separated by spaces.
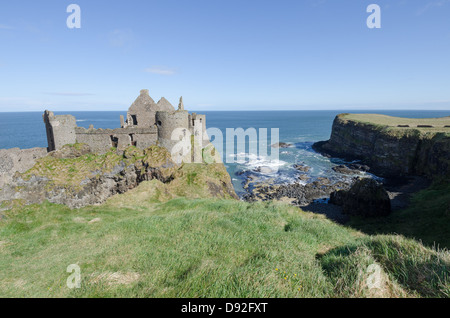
xmin=157 ymin=121 xmax=162 ymax=126
xmin=110 ymin=135 xmax=119 ymax=148
xmin=131 ymin=115 xmax=138 ymax=126
xmin=129 ymin=134 xmax=137 ymax=147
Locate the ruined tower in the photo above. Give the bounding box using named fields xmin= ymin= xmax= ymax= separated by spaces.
xmin=43 ymin=111 xmax=77 ymax=152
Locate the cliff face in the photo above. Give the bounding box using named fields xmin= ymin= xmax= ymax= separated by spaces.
xmin=0 ymin=144 xmax=237 ymax=210
xmin=313 ymin=114 xmax=450 ymax=178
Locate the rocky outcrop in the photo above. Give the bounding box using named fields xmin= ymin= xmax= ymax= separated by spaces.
xmin=313 ymin=114 xmax=450 ymax=178
xmin=329 ymin=178 xmax=391 ymax=217
xmin=0 ymin=148 xmax=48 ymax=188
xmin=0 ymin=144 xmax=237 ymax=210
xmin=271 ymin=142 xmax=292 ymax=148
xmin=293 ymin=164 xmax=311 ymax=172
xmin=243 ymin=178 xmax=352 ymax=206
xmin=49 ymin=143 xmax=91 ymax=159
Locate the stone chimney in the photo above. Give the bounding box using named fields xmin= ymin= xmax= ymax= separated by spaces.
xmin=178 ymin=96 xmax=184 ymax=111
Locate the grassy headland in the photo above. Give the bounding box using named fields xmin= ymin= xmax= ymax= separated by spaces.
xmin=0 ymin=182 xmax=448 ymax=298
xmin=339 ymin=113 xmax=450 ymax=135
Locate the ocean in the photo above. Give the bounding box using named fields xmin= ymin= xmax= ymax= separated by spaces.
xmin=1 ymin=110 xmax=449 ymax=196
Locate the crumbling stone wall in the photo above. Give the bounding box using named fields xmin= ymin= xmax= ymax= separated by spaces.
xmin=0 ymin=148 xmax=47 ymax=187
xmin=75 ymin=126 xmax=157 ymax=153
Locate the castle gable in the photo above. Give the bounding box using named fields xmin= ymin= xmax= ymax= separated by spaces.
xmin=156 ymin=97 xmax=175 ymax=112
xmin=128 ymin=89 xmax=156 ymax=113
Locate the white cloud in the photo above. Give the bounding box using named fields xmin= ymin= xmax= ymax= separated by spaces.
xmin=144 ymin=67 xmax=176 ymax=76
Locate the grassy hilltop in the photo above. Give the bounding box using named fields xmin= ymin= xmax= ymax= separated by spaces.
xmin=0 ymin=181 xmax=449 ymax=298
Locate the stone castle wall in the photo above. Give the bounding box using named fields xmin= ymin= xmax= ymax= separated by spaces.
xmin=0 ymin=147 xmax=48 ymax=188
xmin=75 ymin=126 xmax=157 ymax=153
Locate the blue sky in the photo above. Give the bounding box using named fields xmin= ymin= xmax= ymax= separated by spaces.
xmin=0 ymin=0 xmax=449 ymax=111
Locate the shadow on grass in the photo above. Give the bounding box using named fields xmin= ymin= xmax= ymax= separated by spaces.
xmin=345 ymin=180 xmax=450 ymax=250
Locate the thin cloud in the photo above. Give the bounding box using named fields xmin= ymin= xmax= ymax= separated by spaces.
xmin=43 ymin=92 xmax=95 ymax=97
xmin=109 ymin=29 xmax=134 ymax=48
xmin=144 ymin=67 xmax=176 ymax=76
xmin=0 ymin=24 xmax=14 ymax=30
xmin=417 ymin=0 xmax=450 ymax=15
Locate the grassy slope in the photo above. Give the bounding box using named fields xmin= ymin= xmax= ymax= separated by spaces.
xmin=348 ymin=181 xmax=450 ymax=250
xmin=0 ymin=182 xmax=448 ymax=298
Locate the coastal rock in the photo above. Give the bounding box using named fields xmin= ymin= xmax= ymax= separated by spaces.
xmin=243 ymin=177 xmax=351 ymax=206
xmin=298 ymin=174 xmax=310 ymax=182
xmin=332 ymin=165 xmax=361 ymax=175
xmin=49 ymin=143 xmax=92 ymax=159
xmin=271 ymin=142 xmax=291 ymax=148
xmin=0 ymin=148 xmax=48 ymax=188
xmin=347 ymin=164 xmax=370 ymax=172
xmin=254 ymin=166 xmax=274 ymax=174
xmin=293 ymin=164 xmax=311 ymax=172
xmin=329 ymin=178 xmax=391 ymax=217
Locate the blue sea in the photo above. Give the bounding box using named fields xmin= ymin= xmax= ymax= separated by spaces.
xmin=1 ymin=110 xmax=449 ymax=195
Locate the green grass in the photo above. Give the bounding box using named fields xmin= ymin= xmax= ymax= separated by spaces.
xmin=0 ymin=185 xmax=448 ymax=298
xmin=339 ymin=113 xmax=450 ymax=134
xmin=348 ymin=181 xmax=450 ymax=250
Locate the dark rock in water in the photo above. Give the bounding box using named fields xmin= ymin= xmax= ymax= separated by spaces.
xmin=332 ymin=165 xmax=361 ymax=175
xmin=347 ymin=164 xmax=370 ymax=172
xmin=271 ymin=142 xmax=291 ymax=148
xmin=253 ymin=166 xmax=274 ymax=174
xmin=329 ymin=178 xmax=391 ymax=217
xmin=298 ymin=174 xmax=310 ymax=182
xmin=316 ymin=177 xmax=331 ymax=185
xmin=293 ymin=164 xmax=310 ymax=172
xmin=243 ymin=177 xmax=352 ymax=206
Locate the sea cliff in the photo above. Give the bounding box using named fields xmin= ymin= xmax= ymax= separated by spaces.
xmin=313 ymin=113 xmax=450 ymax=178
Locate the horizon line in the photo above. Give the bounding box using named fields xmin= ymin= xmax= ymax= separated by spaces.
xmin=1 ymin=108 xmax=450 ymax=113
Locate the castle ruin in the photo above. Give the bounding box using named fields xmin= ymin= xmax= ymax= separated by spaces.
xmin=43 ymin=89 xmax=208 ymax=157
